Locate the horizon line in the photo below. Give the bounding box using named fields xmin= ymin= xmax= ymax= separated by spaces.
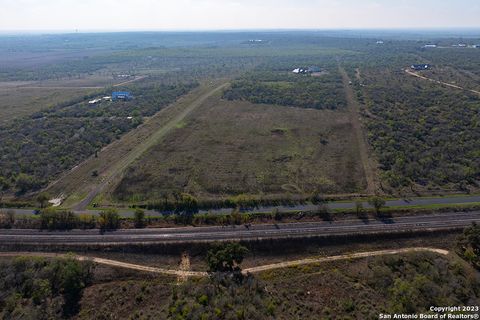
xmin=1 ymin=27 xmax=480 ymax=35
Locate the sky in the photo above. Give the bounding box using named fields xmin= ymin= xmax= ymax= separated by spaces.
xmin=0 ymin=0 xmax=479 ymax=32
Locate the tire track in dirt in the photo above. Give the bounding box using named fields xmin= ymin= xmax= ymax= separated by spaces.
xmin=0 ymin=247 xmax=449 ymax=278
xmin=242 ymin=247 xmax=449 ymax=273
xmin=45 ymin=81 xmax=228 ymax=210
xmin=338 ymin=66 xmax=378 ymax=195
xmin=405 ymin=69 xmax=480 ymax=96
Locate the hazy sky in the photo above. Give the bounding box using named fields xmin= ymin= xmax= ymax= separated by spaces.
xmin=1 ymin=0 xmax=479 ymax=31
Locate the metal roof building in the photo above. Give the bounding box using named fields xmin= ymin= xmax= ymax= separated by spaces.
xmin=411 ymin=64 xmax=431 ymax=71
xmin=112 ymin=92 xmax=133 ymax=101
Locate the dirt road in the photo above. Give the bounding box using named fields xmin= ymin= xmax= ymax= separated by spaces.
xmin=113 ymin=76 xmax=147 ymax=87
xmin=405 ymin=69 xmax=480 ymax=96
xmin=0 ymin=252 xmax=208 ymax=277
xmin=338 ymin=66 xmax=378 ymax=194
xmin=73 ymin=82 xmax=229 ymax=211
xmin=242 ymin=247 xmax=448 ymax=273
xmin=45 ymin=81 xmax=228 ymax=210
xmin=0 ymin=247 xmax=449 ymax=278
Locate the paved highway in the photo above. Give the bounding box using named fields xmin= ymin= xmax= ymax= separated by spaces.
xmin=6 ymin=195 xmax=480 ymax=218
xmin=0 ymin=211 xmax=478 ymax=245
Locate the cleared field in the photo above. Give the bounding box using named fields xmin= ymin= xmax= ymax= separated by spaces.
xmin=112 ymin=94 xmax=367 ymax=203
xmin=0 ymin=86 xmax=96 ymax=123
xmin=44 ymin=81 xmax=227 ymax=209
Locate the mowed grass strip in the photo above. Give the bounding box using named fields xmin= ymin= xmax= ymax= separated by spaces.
xmin=46 ymin=80 xmax=228 ymax=208
xmin=112 ymin=97 xmax=368 ymax=203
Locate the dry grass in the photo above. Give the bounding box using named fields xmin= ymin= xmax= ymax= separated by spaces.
xmin=0 ymin=86 xmax=95 ymax=123
xmin=112 ymin=95 xmax=367 ymax=203
xmin=45 ymin=81 xmax=228 ymax=208
xmin=0 ymin=73 xmax=141 ymax=124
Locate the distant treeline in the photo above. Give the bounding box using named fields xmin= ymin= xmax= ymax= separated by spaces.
xmin=137 ymin=193 xmax=318 ymax=213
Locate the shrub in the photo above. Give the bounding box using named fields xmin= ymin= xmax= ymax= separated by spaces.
xmin=0 ymin=209 xmax=15 ymax=228
xmin=98 ymin=209 xmax=120 ymax=231
xmin=40 ymin=208 xmax=78 ymax=230
xmin=207 ymin=242 xmax=249 ymax=273
xmin=133 ymin=208 xmax=146 ymax=228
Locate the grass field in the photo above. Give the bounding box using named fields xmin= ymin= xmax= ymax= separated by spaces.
xmin=0 ymin=73 xmax=131 ymax=124
xmin=111 ymin=92 xmax=368 ymax=204
xmin=44 ymin=81 xmax=228 ymax=209
xmin=0 ymin=86 xmax=96 ymax=123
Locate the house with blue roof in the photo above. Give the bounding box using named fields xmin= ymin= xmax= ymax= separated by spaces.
xmin=112 ymin=91 xmax=133 ymax=101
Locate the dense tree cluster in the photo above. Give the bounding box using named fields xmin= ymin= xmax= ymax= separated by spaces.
xmin=43 ymin=83 xmax=197 ymax=119
xmin=169 ymin=274 xmax=275 ymax=319
xmin=0 ymin=256 xmax=94 ymax=319
xmin=363 ymin=252 xmax=479 ymax=313
xmin=223 ymin=69 xmax=346 ymax=110
xmin=0 ymin=81 xmax=197 ymax=194
xmin=457 ymin=222 xmax=480 ymax=269
xmin=361 ymin=68 xmax=480 ymax=190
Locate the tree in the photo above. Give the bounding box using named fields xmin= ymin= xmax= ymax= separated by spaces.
xmin=36 ymin=193 xmax=50 ymax=209
xmin=40 ymin=209 xmax=78 ymax=230
xmin=456 ymin=222 xmax=480 ymax=269
xmin=230 ymin=208 xmax=243 ymax=225
xmin=98 ymin=209 xmax=120 ymax=231
xmin=317 ymin=204 xmax=332 ymax=221
xmin=368 ymin=196 xmax=386 ymax=215
xmin=0 ymin=176 xmax=10 ymax=203
xmin=180 ymin=193 xmax=199 ymax=214
xmin=355 ymin=200 xmax=364 ymax=216
xmin=133 ymin=208 xmax=146 ymax=228
xmin=207 ymin=242 xmax=249 ymax=273
xmin=15 ymin=173 xmax=41 ymax=194
xmin=273 ymin=208 xmax=282 ymax=221
xmin=58 ymin=256 xmax=94 ymax=317
xmin=0 ymin=209 xmax=15 ymax=229
xmin=355 ymin=200 xmax=368 ymax=222
xmin=173 ymin=194 xmax=198 ymax=225
xmin=78 ymin=214 xmax=96 ymax=229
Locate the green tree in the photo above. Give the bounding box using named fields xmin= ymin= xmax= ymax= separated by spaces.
xmin=0 ymin=209 xmax=15 ymax=229
xmin=230 ymin=208 xmax=243 ymax=225
xmin=389 ymin=278 xmax=418 ymax=313
xmin=40 ymin=209 xmax=78 ymax=230
xmin=58 ymin=256 xmax=94 ymax=317
xmin=355 ymin=200 xmax=368 ymax=221
xmin=355 ymin=200 xmax=364 ymax=216
xmin=0 ymin=176 xmax=10 ymax=203
xmin=317 ymin=204 xmax=332 ymax=221
xmin=133 ymin=208 xmax=146 ymax=228
xmin=457 ymin=222 xmax=480 ymax=269
xmin=180 ymin=193 xmax=199 ymax=214
xmin=36 ymin=192 xmax=50 ymax=209
xmin=31 ymin=279 xmax=52 ymax=305
xmin=273 ymin=208 xmax=282 ymax=221
xmin=368 ymin=196 xmax=386 ymax=215
xmin=78 ymin=214 xmax=96 ymax=229
xmin=15 ymin=173 xmax=40 ymax=194
xmin=99 ymin=209 xmax=120 ymax=231
xmin=207 ymin=242 xmax=249 ymax=273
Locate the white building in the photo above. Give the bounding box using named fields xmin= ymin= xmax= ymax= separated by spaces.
xmin=88 ymin=99 xmax=102 ymax=105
